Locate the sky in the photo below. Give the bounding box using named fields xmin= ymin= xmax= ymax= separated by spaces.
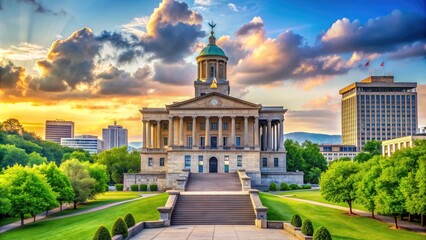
xmin=0 ymin=0 xmax=425 ymax=142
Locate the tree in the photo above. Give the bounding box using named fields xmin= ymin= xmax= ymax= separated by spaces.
xmin=0 ymin=144 xmax=29 ymax=168
xmin=96 ymin=146 xmax=140 ymax=184
xmin=63 ymin=150 xmax=94 ymax=163
xmin=85 ymin=162 xmax=109 ymax=196
xmin=61 ymin=159 xmax=96 ymax=209
xmin=0 ymin=165 xmax=57 ymax=226
xmin=306 ymin=167 xmax=322 ymax=184
xmin=38 ymin=141 xmax=65 ymax=166
xmin=320 ymin=161 xmax=359 ymax=214
xmin=0 ymin=118 xmax=24 ymax=135
xmin=285 ymin=139 xmax=305 ymax=172
xmin=37 ymin=162 xmax=74 ymax=212
xmin=354 ymin=140 xmax=382 ymax=163
xmin=5 ymin=134 xmax=42 ymax=154
xmin=28 ymin=152 xmax=48 ymax=166
xmin=356 ymin=155 xmax=382 ymax=218
xmin=0 ymin=177 xmax=11 ymax=214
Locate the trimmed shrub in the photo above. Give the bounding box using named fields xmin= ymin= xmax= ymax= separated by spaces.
xmin=313 ymin=226 xmax=332 ymax=240
xmin=269 ymin=182 xmax=278 ymax=191
xmin=130 ymin=184 xmax=138 ymax=191
xmin=92 ymin=225 xmax=111 ymax=240
xmin=149 ymin=184 xmax=158 ymax=191
xmin=115 ymin=184 xmax=123 ymax=191
xmin=289 ymin=183 xmax=299 ymax=190
xmin=112 ymin=217 xmax=128 ymax=239
xmin=140 ymin=184 xmax=148 ymax=191
xmin=291 ymin=214 xmax=302 ymax=227
xmin=301 ymin=184 xmax=312 ymax=189
xmin=301 ymin=219 xmax=314 ymax=236
xmin=280 ymin=182 xmax=289 ymax=191
xmin=124 ymin=213 xmax=135 ymax=227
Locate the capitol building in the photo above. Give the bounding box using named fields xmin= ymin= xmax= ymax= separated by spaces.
xmin=124 ymin=26 xmax=303 ymax=190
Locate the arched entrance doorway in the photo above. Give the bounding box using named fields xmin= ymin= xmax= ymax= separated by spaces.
xmin=209 ymin=157 xmax=218 ymax=173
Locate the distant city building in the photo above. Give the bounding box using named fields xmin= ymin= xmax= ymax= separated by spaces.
xmin=61 ymin=135 xmax=103 ymax=154
xmin=382 ymin=127 xmax=426 ymax=157
xmin=318 ymin=144 xmax=358 ymax=163
xmin=339 ymin=76 xmax=418 ymax=151
xmin=102 ymin=121 xmax=128 ymax=150
xmin=45 ymin=120 xmax=74 ymax=144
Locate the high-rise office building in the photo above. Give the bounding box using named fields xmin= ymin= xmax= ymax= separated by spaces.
xmin=102 ymin=121 xmax=128 ymax=150
xmin=45 ymin=120 xmax=74 ymax=144
xmin=339 ymin=76 xmax=417 ymax=151
xmin=61 ymin=135 xmax=104 ymax=154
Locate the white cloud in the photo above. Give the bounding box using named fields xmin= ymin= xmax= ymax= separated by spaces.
xmin=121 ymin=16 xmax=150 ymax=36
xmin=194 ymin=0 xmax=213 ymax=6
xmin=0 ymin=42 xmax=48 ymax=61
xmin=228 ymin=3 xmax=246 ymax=12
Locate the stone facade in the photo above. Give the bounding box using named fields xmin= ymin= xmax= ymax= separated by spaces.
xmin=123 ymin=25 xmax=303 ymax=190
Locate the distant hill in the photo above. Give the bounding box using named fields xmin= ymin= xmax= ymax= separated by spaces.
xmin=284 ymin=132 xmax=341 ymax=145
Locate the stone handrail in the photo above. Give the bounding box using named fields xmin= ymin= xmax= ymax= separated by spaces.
xmin=175 ymin=169 xmax=190 ymax=191
xmin=237 ymin=169 xmax=251 ymax=191
xmin=157 ymin=190 xmax=180 ymax=227
xmin=249 ymin=189 xmax=268 ymax=228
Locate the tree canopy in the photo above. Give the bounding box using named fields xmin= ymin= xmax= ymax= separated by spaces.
xmin=96 ymin=146 xmax=140 ymax=184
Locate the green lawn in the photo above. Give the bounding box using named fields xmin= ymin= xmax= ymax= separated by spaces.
xmin=0 ymin=193 xmax=167 ymax=240
xmin=261 ymin=193 xmax=424 ymax=240
xmin=274 ymin=189 xmax=368 ymax=212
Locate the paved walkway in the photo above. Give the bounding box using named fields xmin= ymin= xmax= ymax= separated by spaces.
xmin=278 ymin=194 xmax=426 ymax=234
xmin=0 ymin=193 xmax=158 ymax=233
xmin=132 ymin=225 xmax=298 ymax=240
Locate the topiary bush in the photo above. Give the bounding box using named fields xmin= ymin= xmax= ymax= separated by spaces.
xmin=269 ymin=182 xmax=278 ymax=191
xmin=280 ymin=182 xmax=289 ymax=191
xmin=140 ymin=184 xmax=148 ymax=191
xmin=301 ymin=184 xmax=312 ymax=189
xmin=301 ymin=219 xmax=314 ymax=236
xmin=92 ymin=225 xmax=111 ymax=240
xmin=124 ymin=213 xmax=135 ymax=228
xmin=289 ymin=183 xmax=299 ymax=190
xmin=112 ymin=217 xmax=128 ymax=239
xmin=115 ymin=184 xmax=123 ymax=191
xmin=130 ymin=184 xmax=138 ymax=191
xmin=313 ymin=226 xmax=332 ymax=240
xmin=291 ymin=214 xmax=302 ymax=227
xmin=149 ymin=184 xmax=158 ymax=191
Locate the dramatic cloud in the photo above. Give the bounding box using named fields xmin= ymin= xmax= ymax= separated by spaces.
xmin=0 ymin=42 xmax=48 ymax=61
xmin=0 ymin=61 xmax=28 ymax=96
xmin=388 ymin=42 xmax=426 ymax=60
xmin=153 ymin=62 xmax=196 ymax=85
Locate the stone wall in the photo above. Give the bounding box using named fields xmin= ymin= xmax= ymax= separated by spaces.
xmin=260 ymin=172 xmax=304 ymax=185
xmin=123 ymin=173 xmax=167 ymax=191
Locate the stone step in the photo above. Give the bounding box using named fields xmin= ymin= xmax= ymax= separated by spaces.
xmin=185 ymin=173 xmax=242 ymax=191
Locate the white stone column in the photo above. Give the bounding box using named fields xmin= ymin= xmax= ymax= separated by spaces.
xmin=262 ymin=123 xmax=266 ymax=151
xmin=142 ymin=120 xmax=147 ymax=149
xmin=179 ymin=116 xmax=184 ymax=146
xmin=156 ymin=120 xmax=161 ymax=148
xmin=254 ymin=117 xmax=259 ymax=148
xmin=231 ymin=116 xmax=236 ymax=148
xmin=147 ymin=122 xmax=151 ymax=148
xmin=267 ymin=119 xmax=272 ymax=151
xmin=192 ymin=116 xmax=197 ymax=148
xmin=218 ymin=116 xmax=223 ymax=149
xmin=279 ymin=119 xmax=285 ymax=150
xmin=205 ymin=116 xmax=210 ymax=147
xmin=244 ymin=116 xmax=249 ymax=149
xmin=168 ymin=117 xmax=174 ymax=147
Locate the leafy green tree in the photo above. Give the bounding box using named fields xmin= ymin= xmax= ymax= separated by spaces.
xmin=0 ymin=165 xmax=57 ymax=226
xmin=285 ymin=139 xmax=305 ymax=172
xmin=0 ymin=118 xmax=24 ymax=135
xmin=5 ymin=134 xmax=42 ymax=154
xmin=37 ymin=162 xmax=74 ymax=212
xmin=85 ymin=162 xmax=109 ymax=195
xmin=96 ymin=146 xmax=140 ymax=183
xmin=28 ymin=152 xmax=48 ymax=166
xmin=320 ymin=161 xmax=359 ymax=214
xmin=63 ymin=150 xmax=94 ymax=163
xmin=61 ymin=159 xmax=96 ymax=209
xmin=302 ymin=141 xmax=327 ymax=171
xmin=354 ymin=140 xmax=382 ymax=163
xmin=306 ymin=167 xmax=322 ymax=184
xmin=0 ymin=177 xmax=11 ymax=214
xmin=356 ymin=155 xmax=382 ymax=218
xmin=38 ymin=141 xmax=66 ymax=166
xmin=0 ymin=144 xmax=29 ymax=168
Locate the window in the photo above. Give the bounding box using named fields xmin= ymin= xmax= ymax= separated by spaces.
xmin=200 ymin=122 xmax=205 ymax=130
xmin=198 ymin=155 xmax=203 ymax=173
xmin=184 ymin=155 xmax=191 ymax=169
xmin=163 ymin=123 xmax=168 ymax=130
xmin=163 ymin=137 xmax=168 ymax=146
xmin=211 ymin=122 xmax=218 ymax=130
xmin=274 ymin=158 xmax=279 ymax=167
xmin=210 ymin=66 xmax=214 ymax=77
xmin=236 ymin=137 xmax=241 ymax=147
xmin=187 ymin=136 xmax=193 ymax=147
xmin=223 ymin=137 xmax=228 ymax=146
xmin=224 ymin=155 xmax=229 ymax=173
xmin=187 ymin=122 xmax=192 ymax=131
xmin=160 ymin=158 xmax=165 ymax=167
xmin=201 ymin=93 xmax=206 ymax=96
xmin=200 ymin=137 xmax=205 ymax=146
xmin=237 ymin=155 xmax=242 ymax=167
xmin=148 ymin=158 xmax=153 ymax=167
xmin=223 ymin=122 xmax=228 ymax=130
xmin=262 ymin=158 xmax=267 ymax=167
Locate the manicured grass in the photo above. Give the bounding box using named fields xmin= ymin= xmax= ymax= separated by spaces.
xmin=47 ymin=191 xmax=146 ymax=217
xmin=261 ymin=193 xmax=424 ymax=240
xmin=0 ymin=193 xmax=167 ymax=240
xmin=274 ymin=189 xmax=368 ymax=212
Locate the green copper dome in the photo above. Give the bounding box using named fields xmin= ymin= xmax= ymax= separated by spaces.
xmin=199 ymin=44 xmax=226 ymax=57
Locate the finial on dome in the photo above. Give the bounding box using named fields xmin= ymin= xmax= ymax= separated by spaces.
xmin=210 ymin=77 xmax=218 ymax=89
xmin=208 ymin=21 xmax=216 ymax=45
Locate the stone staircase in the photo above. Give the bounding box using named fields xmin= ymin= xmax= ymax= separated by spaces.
xmin=170 ymin=173 xmax=256 ymax=225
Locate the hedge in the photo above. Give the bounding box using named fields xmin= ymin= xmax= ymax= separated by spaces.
xmin=301 ymin=219 xmax=314 ymax=236
xmin=124 ymin=213 xmax=135 ymax=227
xmin=289 ymin=183 xmax=299 ymax=190
xmin=130 ymin=184 xmax=138 ymax=191
xmin=269 ymin=182 xmax=278 ymax=191
xmin=280 ymin=182 xmax=289 ymax=191
xmin=112 ymin=217 xmax=128 ymax=239
xmin=115 ymin=184 xmax=123 ymax=191
xmin=140 ymin=184 xmax=148 ymax=191
xmin=291 ymin=214 xmax=302 ymax=227
xmin=301 ymin=184 xmax=312 ymax=189
xmin=149 ymin=184 xmax=158 ymax=191
xmin=92 ymin=225 xmax=111 ymax=240
xmin=313 ymin=226 xmax=332 ymax=240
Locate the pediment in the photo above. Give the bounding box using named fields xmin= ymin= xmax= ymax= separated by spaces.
xmin=167 ymin=92 xmax=261 ymax=110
